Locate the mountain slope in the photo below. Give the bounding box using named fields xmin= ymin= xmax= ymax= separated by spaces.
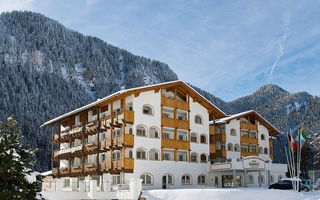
xmin=0 ymin=11 xmax=178 ymax=170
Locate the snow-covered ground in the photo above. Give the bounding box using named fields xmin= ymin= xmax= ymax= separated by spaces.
xmin=142 ymin=187 xmax=320 ymax=200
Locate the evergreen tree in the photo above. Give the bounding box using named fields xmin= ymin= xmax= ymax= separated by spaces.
xmin=0 ymin=116 xmax=43 ymax=200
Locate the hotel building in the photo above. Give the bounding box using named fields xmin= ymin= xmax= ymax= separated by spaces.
xmin=41 ymin=80 xmax=286 ymax=189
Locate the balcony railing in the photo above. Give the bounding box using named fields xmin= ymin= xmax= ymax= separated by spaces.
xmin=100 ymin=139 xmax=112 ymax=150
xmin=84 ymin=163 xmax=97 ymax=173
xmin=240 ymin=137 xmax=258 ymax=144
xmin=162 ymin=117 xmax=188 ymax=130
xmin=84 ymin=142 xmax=98 ymax=153
xmin=99 ymin=161 xmax=111 ymax=172
xmin=162 ymin=96 xmax=188 ymax=110
xmin=241 ymin=152 xmax=259 ymax=157
xmin=240 ymin=122 xmax=257 ymax=131
xmin=112 ymin=160 xmax=122 ymax=170
xmin=71 ymin=166 xmax=82 ymax=175
xmin=124 ymin=110 xmax=134 ymax=123
xmin=215 ymin=133 xmax=226 ymax=142
xmin=162 ymin=139 xmax=189 ymax=150
xmin=123 ymin=158 xmax=134 ymax=170
xmin=56 ymin=145 xmax=83 ymax=156
xmin=124 ymin=134 xmax=134 ymax=146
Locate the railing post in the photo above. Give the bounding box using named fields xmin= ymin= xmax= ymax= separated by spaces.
xmin=130 ymin=179 xmax=142 ymax=200
xmin=79 ymin=180 xmax=85 ymax=192
xmin=88 ymin=180 xmax=97 ymax=199
xmin=103 ymin=180 xmax=112 ymax=192
xmin=56 ymin=179 xmax=63 ymax=192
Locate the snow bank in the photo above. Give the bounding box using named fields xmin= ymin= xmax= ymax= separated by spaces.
xmin=143 ymin=187 xmax=320 ymax=200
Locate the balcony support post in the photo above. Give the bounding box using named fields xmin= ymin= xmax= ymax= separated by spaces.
xmin=97 ymin=106 xmax=101 ymax=173
xmin=51 ymin=124 xmax=54 ymax=171
xmin=58 ymin=121 xmax=61 ymax=178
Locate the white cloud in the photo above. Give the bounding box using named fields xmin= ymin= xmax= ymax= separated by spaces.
xmin=0 ymin=0 xmax=34 ymax=13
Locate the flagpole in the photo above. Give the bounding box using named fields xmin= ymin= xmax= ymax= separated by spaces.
xmin=285 ymin=132 xmax=293 ymax=178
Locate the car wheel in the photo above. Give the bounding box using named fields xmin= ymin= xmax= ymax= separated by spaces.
xmin=303 ymin=187 xmax=309 ymax=192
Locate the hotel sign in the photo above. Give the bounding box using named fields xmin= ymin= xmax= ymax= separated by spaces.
xmin=211 ymin=163 xmax=232 ymax=171
xmin=243 ymin=157 xmax=265 ymax=170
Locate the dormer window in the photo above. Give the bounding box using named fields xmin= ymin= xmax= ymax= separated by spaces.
xmin=195 ymin=115 xmax=203 ymax=124
xmin=142 ymin=105 xmax=153 ymax=115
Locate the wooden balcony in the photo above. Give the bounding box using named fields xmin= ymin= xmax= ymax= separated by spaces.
xmin=84 ymin=164 xmax=97 ymax=173
xmin=162 ymin=117 xmax=189 ymax=130
xmin=162 ymin=97 xmax=188 ymax=111
xmin=100 ymin=139 xmax=111 ymax=151
xmin=71 ymin=166 xmax=82 ymax=175
xmin=123 ymin=110 xmax=134 ymax=123
xmin=112 ymin=137 xmax=122 ymax=146
xmin=123 ymin=158 xmax=134 ymax=170
xmin=162 ymin=139 xmax=189 ymax=150
xmin=215 ymin=133 xmax=226 ymax=142
xmin=269 ymin=140 xmax=273 ymax=147
xmin=99 ymin=162 xmax=111 ymax=172
xmin=85 ymin=143 xmax=98 ymax=153
xmin=60 ymin=167 xmax=70 ymax=176
xmin=124 ymin=134 xmax=134 ymax=146
xmin=241 ymin=152 xmax=259 ymax=157
xmin=176 ymin=140 xmax=189 ymax=150
xmin=240 ymin=122 xmax=257 ymax=131
xmin=210 ymin=143 xmax=216 ymax=154
xmin=214 ymin=150 xmax=226 ymax=158
xmin=209 ymin=125 xmax=215 ymax=134
xmin=240 ymin=137 xmax=258 ymax=144
xmin=112 ymin=160 xmax=122 ymax=170
xmin=85 ymin=123 xmax=98 ymax=135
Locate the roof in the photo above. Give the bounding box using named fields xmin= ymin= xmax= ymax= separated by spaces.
xmin=212 ymin=110 xmax=280 ymax=136
xmin=41 ymin=80 xmax=226 ymax=127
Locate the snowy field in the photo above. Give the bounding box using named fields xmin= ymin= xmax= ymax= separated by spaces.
xmin=142 ymin=187 xmax=320 ymax=200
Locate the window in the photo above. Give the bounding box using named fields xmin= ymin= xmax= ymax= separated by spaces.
xmin=221 ymin=142 xmax=226 ymax=150
xmin=140 ymin=174 xmax=153 ymax=185
xmin=249 ymin=131 xmax=257 ymax=139
xmin=191 ymin=133 xmax=198 ymax=143
xmin=136 ymin=125 xmax=147 ymax=137
xmin=195 ymin=115 xmax=203 ymax=124
xmin=259 ymin=175 xmax=265 ymax=183
xmin=264 ymin=147 xmax=268 ymax=154
xmin=178 ymin=130 xmax=188 ymax=141
xmin=200 ymin=135 xmax=207 ymax=144
xmin=177 ymin=111 xmax=188 ymax=121
xmin=261 ymin=134 xmax=265 ymax=140
xmin=181 ymin=174 xmax=192 ymax=185
xmin=112 ymin=152 xmax=121 ymax=160
xmin=136 ymin=148 xmax=147 ymax=160
xmin=178 ymin=151 xmax=188 ymax=162
xmin=191 ymin=152 xmax=198 ymax=163
xmin=270 ymin=175 xmax=275 ymax=183
xmin=247 ymin=175 xmax=254 ymax=184
xmin=101 ymin=154 xmax=106 ymax=162
xmin=167 ymin=174 xmax=174 ymax=185
xmin=200 ymin=154 xmax=207 ymax=163
xmin=227 ymin=143 xmax=233 ymax=151
xmin=149 ymin=127 xmax=159 ymax=138
xmin=230 ymin=129 xmax=236 ymax=136
xmin=215 ymin=141 xmax=221 ymax=150
xmin=259 ymin=147 xmax=263 ymax=154
xmin=163 ymin=128 xmax=174 ymax=139
xmin=241 ymin=130 xmax=249 ymax=137
xmin=250 ymin=145 xmax=257 ymax=153
xmin=241 ymin=144 xmax=248 ymax=152
xmin=198 ymin=175 xmax=206 ymax=185
xmin=278 ymin=175 xmax=283 ymax=181
xmin=112 ymin=175 xmax=121 ymax=185
xmin=162 ymin=151 xmax=174 ymax=161
xmin=63 ymin=179 xmax=70 ymax=187
xmin=234 ymin=144 xmax=240 ymax=152
xmin=142 ymin=105 xmax=153 ymax=115
xmin=84 ymin=138 xmax=88 ymax=145
xmin=149 ymin=149 xmax=159 ymax=161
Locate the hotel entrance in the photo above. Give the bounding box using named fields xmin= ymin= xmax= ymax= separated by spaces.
xmin=222 ymin=175 xmax=242 ymax=188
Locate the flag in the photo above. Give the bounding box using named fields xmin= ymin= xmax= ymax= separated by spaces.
xmin=280 ymin=134 xmax=288 ymax=147
xmin=288 ymin=133 xmax=294 ymax=151
xmin=299 ymin=131 xmax=307 ymax=149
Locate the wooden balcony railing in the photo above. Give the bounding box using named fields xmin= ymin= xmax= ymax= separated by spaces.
xmin=71 ymin=166 xmax=82 ymax=175
xmin=162 ymin=117 xmax=188 ymax=130
xmin=240 ymin=137 xmax=258 ymax=144
xmin=215 ymin=133 xmax=226 ymax=142
xmin=123 ymin=158 xmax=134 ymax=169
xmin=162 ymin=97 xmax=188 ymax=111
xmin=124 ymin=110 xmax=134 ymax=123
xmin=85 ymin=143 xmax=98 ymax=153
xmin=124 ymin=134 xmax=134 ymax=146
xmin=176 ymin=140 xmax=189 ymax=150
xmin=112 ymin=160 xmax=122 ymax=170
xmin=214 ymin=150 xmax=226 ymax=158
xmin=99 ymin=162 xmax=111 ymax=172
xmin=240 ymin=122 xmax=258 ymax=131
xmin=162 ymin=139 xmax=189 ymax=150
xmin=210 ymin=143 xmax=216 ymax=154
xmin=209 ymin=125 xmax=215 ymax=134
xmin=60 ymin=167 xmax=70 ymax=176
xmin=84 ymin=164 xmax=97 ymax=173
xmin=100 ymin=139 xmax=112 ymax=151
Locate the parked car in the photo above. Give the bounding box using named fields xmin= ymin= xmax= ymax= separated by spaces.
xmin=268 ymin=178 xmax=304 ymax=192
xmin=301 ymin=179 xmax=313 ymax=192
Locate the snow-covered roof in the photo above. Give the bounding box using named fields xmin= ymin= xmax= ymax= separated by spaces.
xmin=211 ymin=110 xmax=280 ymax=135
xmin=41 ymin=80 xmax=226 ymax=127
xmin=41 ymin=170 xmax=52 ymax=176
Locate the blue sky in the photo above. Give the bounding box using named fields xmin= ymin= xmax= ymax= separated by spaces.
xmin=1 ymin=0 xmax=320 ymax=101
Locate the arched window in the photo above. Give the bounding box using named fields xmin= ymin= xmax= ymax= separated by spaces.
xmin=149 ymin=126 xmax=159 ymax=138
xmin=247 ymin=175 xmax=254 ymax=184
xmin=259 ymin=175 xmax=265 ymax=183
xmin=136 ymin=125 xmax=147 ymax=137
xmin=264 ymin=147 xmax=268 ymax=154
xmin=230 ymin=129 xmax=237 ymax=136
xmin=136 ymin=148 xmax=147 ymax=160
xmin=197 ymin=175 xmax=207 ymax=185
xmin=259 ymin=147 xmax=263 ymax=154
xmin=149 ymin=149 xmax=159 ymax=161
xmin=234 ymin=144 xmax=240 ymax=152
xmin=200 ymin=154 xmax=207 ymax=163
xmin=142 ymin=105 xmax=153 ymax=115
xmin=140 ymin=173 xmax=153 ymax=185
xmin=227 ymin=143 xmax=233 ymax=151
xmin=278 ymin=175 xmax=283 ymax=181
xmin=195 ymin=115 xmax=203 ymax=124
xmin=270 ymin=175 xmax=275 ymax=183
xmin=166 ymin=174 xmax=174 ymax=185
xmin=261 ymin=134 xmax=265 ymax=141
xmin=200 ymin=134 xmax=207 ymax=144
xmin=181 ymin=174 xmax=192 ymax=185
xmin=190 ymin=132 xmax=198 ymax=143
xmin=190 ymin=152 xmax=198 ymax=163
